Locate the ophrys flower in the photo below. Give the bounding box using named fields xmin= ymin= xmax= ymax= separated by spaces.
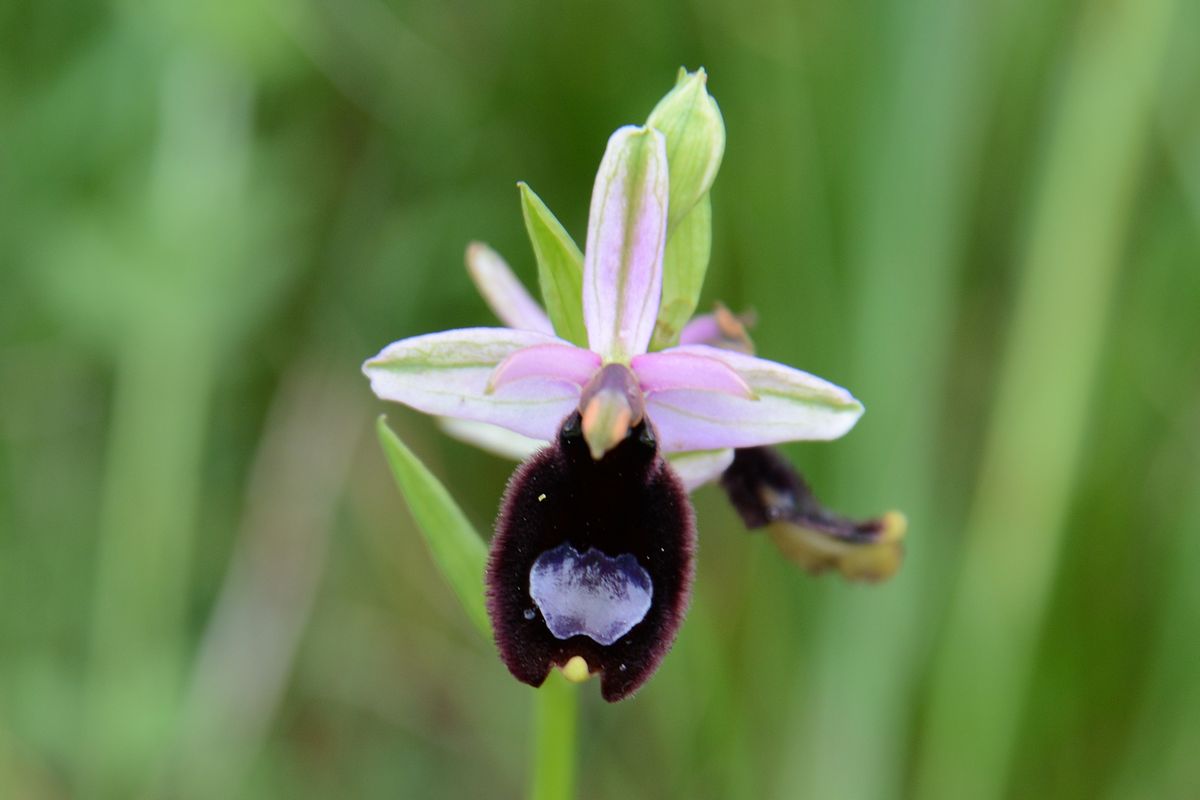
xmin=363 ymin=77 xmax=874 ymax=700
xmin=363 ymin=126 xmax=863 ymax=469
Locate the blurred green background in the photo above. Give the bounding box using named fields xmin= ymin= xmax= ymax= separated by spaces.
xmin=3 ymin=0 xmax=1198 ymax=797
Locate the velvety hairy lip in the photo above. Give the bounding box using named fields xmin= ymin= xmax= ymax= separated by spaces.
xmin=486 ymin=412 xmax=695 ymax=701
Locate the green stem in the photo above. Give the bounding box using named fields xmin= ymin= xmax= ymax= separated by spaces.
xmin=530 ymin=673 xmax=579 ymax=800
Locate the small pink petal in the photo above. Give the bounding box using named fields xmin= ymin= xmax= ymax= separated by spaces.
xmin=666 ymin=345 xmax=861 ymax=408
xmin=466 ymin=242 xmax=554 ymax=334
xmin=583 ymin=126 xmax=669 ymax=362
xmin=631 ymin=350 xmax=754 ymax=398
xmin=642 ymin=345 xmax=864 ymax=452
xmin=488 ymin=344 xmax=602 ymax=392
xmin=363 ymin=328 xmax=582 ymax=439
xmin=678 ymin=314 xmax=720 ymax=345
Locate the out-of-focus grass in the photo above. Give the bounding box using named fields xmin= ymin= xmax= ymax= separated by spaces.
xmin=1 ymin=0 xmax=1197 ymax=798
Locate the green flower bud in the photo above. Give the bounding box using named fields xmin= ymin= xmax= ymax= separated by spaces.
xmin=647 ymin=67 xmax=726 ymax=349
xmin=647 ymin=67 xmax=726 ymax=231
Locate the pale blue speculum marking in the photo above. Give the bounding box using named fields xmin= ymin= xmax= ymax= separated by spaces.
xmin=529 ymin=543 xmax=653 ymax=645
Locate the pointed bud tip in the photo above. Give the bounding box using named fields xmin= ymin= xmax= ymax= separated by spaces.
xmin=615 ymin=124 xmax=665 ymax=145
xmin=677 ymin=66 xmax=708 ymax=87
xmin=647 ymin=66 xmax=724 ymax=234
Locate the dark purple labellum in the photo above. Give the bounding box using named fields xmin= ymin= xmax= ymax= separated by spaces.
xmin=486 ymin=412 xmax=695 ymax=701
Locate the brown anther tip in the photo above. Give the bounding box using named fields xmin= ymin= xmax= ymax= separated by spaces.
xmin=714 ymin=303 xmax=744 ymax=336
xmin=713 ymin=303 xmax=757 ymax=354
xmin=578 ymin=363 xmax=645 ymax=460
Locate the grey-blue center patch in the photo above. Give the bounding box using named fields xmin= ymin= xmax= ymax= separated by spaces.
xmin=529 ymin=543 xmax=653 ymax=645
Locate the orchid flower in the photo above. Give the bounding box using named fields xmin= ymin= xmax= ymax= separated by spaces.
xmin=364 ymin=126 xmax=863 ymax=477
xmin=363 ymin=73 xmax=879 ymax=701
xmin=439 ymin=244 xmax=757 ymax=491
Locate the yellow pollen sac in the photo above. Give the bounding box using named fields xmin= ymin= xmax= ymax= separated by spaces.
xmin=877 ymin=510 xmax=908 ymax=543
xmin=560 ymin=656 xmax=592 ymax=683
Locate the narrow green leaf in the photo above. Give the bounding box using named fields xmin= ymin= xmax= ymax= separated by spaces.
xmin=519 ymin=182 xmax=588 ymax=347
xmin=651 ymin=193 xmax=712 ymax=350
xmin=375 ymin=416 xmax=490 ymax=637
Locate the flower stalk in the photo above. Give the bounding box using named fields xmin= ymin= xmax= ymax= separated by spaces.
xmin=531 ymin=672 xmax=579 ymax=800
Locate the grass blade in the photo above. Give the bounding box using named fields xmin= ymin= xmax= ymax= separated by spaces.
xmin=913 ymin=0 xmax=1177 ymax=795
